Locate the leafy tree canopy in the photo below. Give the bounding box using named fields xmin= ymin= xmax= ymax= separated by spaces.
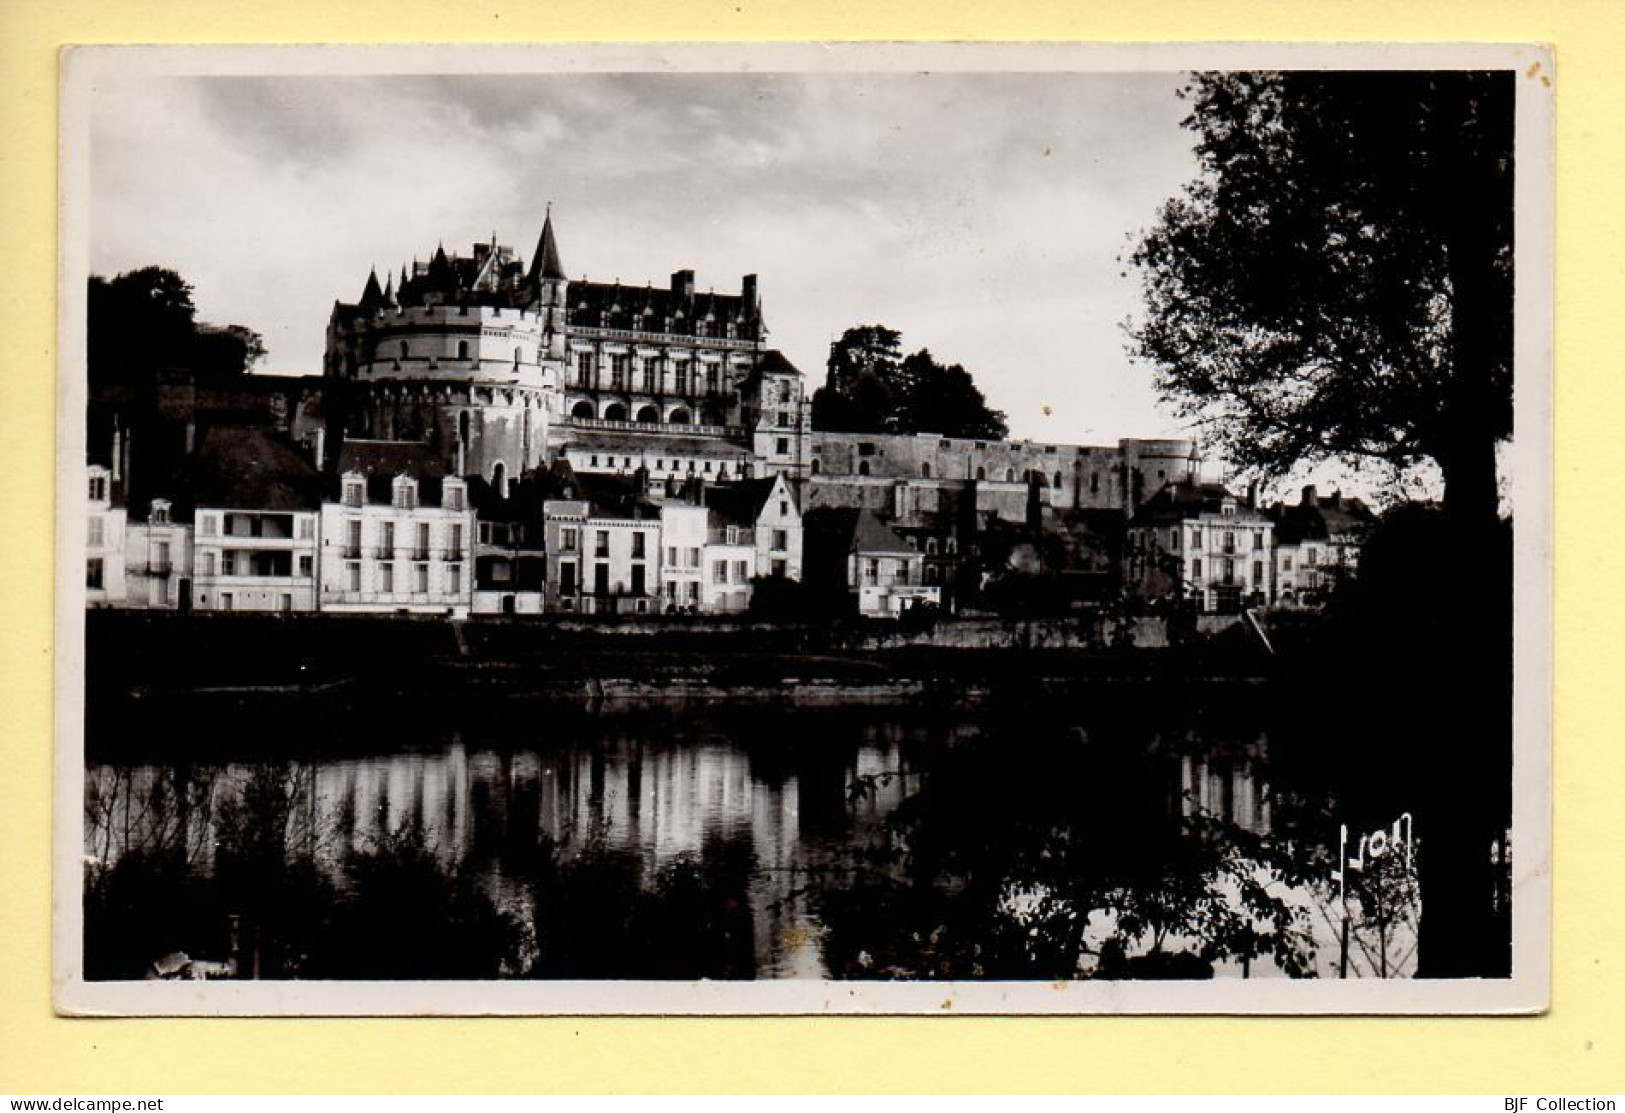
xmin=1127 ymin=71 xmax=1513 ymax=525
xmin=812 ymin=325 xmax=1008 ymax=440
xmin=89 ymin=267 xmax=267 ymax=384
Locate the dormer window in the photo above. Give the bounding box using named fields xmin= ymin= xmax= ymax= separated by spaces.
xmin=343 ymin=477 xmax=365 ymax=508
xmin=393 ymin=478 xmax=418 ymax=510
xmin=445 ymin=481 xmax=465 ymax=512
xmin=88 ymin=474 xmax=107 ymax=502
xmin=150 ymin=501 xmax=170 ymax=525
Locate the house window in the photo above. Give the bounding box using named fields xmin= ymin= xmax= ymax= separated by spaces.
xmin=576 ymin=352 xmax=593 ymax=385
xmin=630 ymin=565 xmax=646 ymax=595
xmin=632 ymin=533 xmax=646 ymax=559
xmin=777 ymin=438 xmax=790 ymax=456
xmin=712 ymin=560 xmax=728 ymax=585
xmin=1190 ymin=529 xmax=1203 ymax=551
xmin=199 ymin=514 xmax=216 ymax=537
xmin=777 ymin=411 xmax=790 ymax=428
xmin=779 ymin=501 xmax=789 ymax=516
xmin=86 ymin=558 xmax=103 ymax=590
xmin=734 ymin=560 xmax=749 ymax=583
xmin=558 ymin=561 xmax=576 ymax=595
xmin=921 ymin=463 xmax=932 ymax=479
xmin=223 ymin=551 xmax=238 ymax=576
xmin=151 ymin=502 xmax=170 ymax=525
xmin=595 ymin=530 xmax=610 ymax=557
xmin=772 ymin=530 xmax=788 ymax=551
xmin=457 ymin=340 xmax=470 ymax=361
xmin=399 ymin=341 xmax=409 ymax=360
xmin=345 ymin=519 xmax=362 ymax=558
xmin=686 ymin=582 xmax=699 ymax=604
xmin=1252 ymin=561 xmax=1264 ymax=584
xmin=1283 ymin=555 xmax=1293 ymax=572
xmin=87 ymin=517 xmax=104 ymax=548
xmin=415 ymin=564 xmax=430 ymax=593
xmin=381 ymin=521 xmax=395 ymax=554
xmin=344 ymin=480 xmax=364 ymax=508
xmin=858 ymin=461 xmax=870 ymax=477
xmin=687 ymin=547 xmax=700 ymax=568
xmin=448 ymin=564 xmax=461 ymax=596
xmin=299 ymin=517 xmax=314 ymax=540
xmin=88 ymin=475 xmax=107 ymax=501
xmin=380 ymin=562 xmax=393 ymax=592
xmin=446 ymin=484 xmax=465 ymax=511
xmin=393 ymin=480 xmax=417 ymax=509
xmin=298 ymin=555 xmax=313 ymax=579
xmin=347 ymin=562 xmax=361 ymax=592
xmin=810 ymin=459 xmax=820 ymax=476
xmin=1192 ymin=558 xmax=1203 ymax=579
xmin=667 ymin=546 xmax=678 ymax=566
xmin=199 ymin=552 xmax=216 ymax=576
xmin=562 ymin=528 xmax=578 ymax=552
xmin=416 ymin=522 xmax=431 ymax=560
xmin=865 ymin=559 xmax=878 ymax=585
xmin=772 ymin=559 xmax=787 ymax=577
xmin=450 ymin=523 xmax=464 ymax=556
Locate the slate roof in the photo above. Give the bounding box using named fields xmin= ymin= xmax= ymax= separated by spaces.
xmin=849 ymin=508 xmax=917 ymax=556
xmin=336 ymin=438 xmax=447 ymax=479
xmin=1130 ymin=478 xmax=1261 ymax=527
xmin=191 ymin=426 xmax=322 ymax=512
xmin=703 ymin=477 xmax=784 ymax=527
xmin=1270 ymin=488 xmax=1375 ymax=545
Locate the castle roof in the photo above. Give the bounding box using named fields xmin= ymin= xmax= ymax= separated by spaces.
xmin=529 ymin=210 xmax=565 ymax=282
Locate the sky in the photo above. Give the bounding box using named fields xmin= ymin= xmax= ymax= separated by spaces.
xmin=89 ymin=69 xmax=1205 ymax=448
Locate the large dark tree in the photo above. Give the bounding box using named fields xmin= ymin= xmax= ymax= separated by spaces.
xmin=1128 ymin=71 xmax=1517 ymax=978
xmin=812 ymin=325 xmax=1008 ymax=439
xmin=88 ymin=267 xmax=267 ymax=384
xmin=1128 ymin=71 xmax=1512 ymax=528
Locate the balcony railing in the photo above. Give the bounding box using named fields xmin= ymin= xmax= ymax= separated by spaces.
xmin=567 ymin=416 xmax=742 ymax=439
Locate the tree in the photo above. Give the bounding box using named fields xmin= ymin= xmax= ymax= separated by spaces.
xmin=812 ymin=325 xmax=1008 ymax=439
xmin=1127 ymin=71 xmax=1516 ymax=978
xmin=1127 ymin=71 xmax=1512 ymax=528
xmin=88 ymin=267 xmax=266 ymax=384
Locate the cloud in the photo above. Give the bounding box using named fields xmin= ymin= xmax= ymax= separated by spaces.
xmin=88 ymin=68 xmax=1200 ymax=443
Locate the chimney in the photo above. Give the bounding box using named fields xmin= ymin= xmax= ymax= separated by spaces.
xmin=671 ymin=269 xmax=695 ymax=301
xmin=313 ymin=426 xmax=326 ymax=471
xmin=893 ymin=480 xmax=909 ymax=522
xmin=1302 ymin=484 xmax=1319 ymax=508
xmin=1246 ymin=480 xmax=1259 ymax=510
xmin=633 ymin=465 xmax=650 ymax=497
xmin=741 ymin=274 xmax=758 ymax=311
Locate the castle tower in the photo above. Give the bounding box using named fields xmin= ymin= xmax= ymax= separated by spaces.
xmin=528 ymin=208 xmax=569 ymax=362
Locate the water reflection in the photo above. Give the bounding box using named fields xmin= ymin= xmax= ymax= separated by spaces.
xmin=84 ymin=706 xmax=1414 ymax=981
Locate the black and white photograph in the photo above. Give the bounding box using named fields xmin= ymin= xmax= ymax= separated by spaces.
xmin=55 ymin=43 xmax=1551 ymax=1015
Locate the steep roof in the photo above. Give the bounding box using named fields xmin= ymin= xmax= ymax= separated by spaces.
xmin=849 ymin=508 xmax=917 ymax=556
xmin=703 ymin=477 xmax=783 ymax=526
xmin=191 ymin=426 xmax=322 ymax=511
xmin=529 ymin=210 xmax=565 ymax=282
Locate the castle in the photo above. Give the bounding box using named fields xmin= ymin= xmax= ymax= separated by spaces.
xmin=324 ymin=212 xmax=1196 ymax=522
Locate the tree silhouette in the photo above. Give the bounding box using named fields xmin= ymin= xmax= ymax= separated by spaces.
xmin=1127 ymin=71 xmax=1512 ymax=527
xmin=1127 ymin=72 xmax=1517 ymax=977
xmin=812 ymin=325 xmax=1007 ymax=438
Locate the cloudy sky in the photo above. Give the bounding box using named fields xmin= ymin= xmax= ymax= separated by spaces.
xmin=88 ymin=68 xmax=1202 ymax=445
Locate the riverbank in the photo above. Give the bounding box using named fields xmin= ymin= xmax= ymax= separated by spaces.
xmin=82 ymin=609 xmax=1281 ymax=747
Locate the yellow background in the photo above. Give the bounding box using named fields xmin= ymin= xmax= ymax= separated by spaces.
xmin=2 ymin=0 xmax=1618 ymax=1094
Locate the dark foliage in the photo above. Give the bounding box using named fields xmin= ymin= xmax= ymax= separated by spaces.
xmin=812 ymin=325 xmax=1008 ymax=439
xmin=88 ymin=267 xmax=266 ymax=384
xmin=1127 ymin=71 xmax=1513 ymax=527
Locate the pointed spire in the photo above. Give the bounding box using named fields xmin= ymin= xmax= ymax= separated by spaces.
xmin=360 ymin=267 xmax=385 ymax=310
xmin=529 ymin=205 xmax=565 ymax=282
xmin=382 ymin=273 xmax=395 ymax=307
